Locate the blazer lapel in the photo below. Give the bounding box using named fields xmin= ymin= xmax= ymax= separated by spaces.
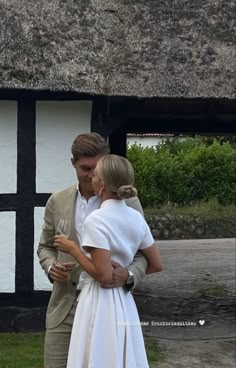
xmin=63 ymin=184 xmax=79 ymax=244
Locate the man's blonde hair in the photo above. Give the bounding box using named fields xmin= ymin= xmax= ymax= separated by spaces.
xmin=96 ymin=154 xmax=137 ymax=199
xmin=71 ymin=132 xmax=110 ymax=161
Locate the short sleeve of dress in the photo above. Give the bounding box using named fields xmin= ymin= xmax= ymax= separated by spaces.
xmin=139 ymin=221 xmax=155 ymax=250
xmin=81 ymin=213 xmax=110 ymax=251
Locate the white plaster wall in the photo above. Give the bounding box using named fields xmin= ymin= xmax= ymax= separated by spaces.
xmin=0 ymin=101 xmax=17 ymax=193
xmin=36 ymin=101 xmax=92 ymax=193
xmin=0 ymin=212 xmax=16 ymax=292
xmin=127 ymin=136 xmax=162 ymax=148
xmin=34 ymin=207 xmax=52 ymax=291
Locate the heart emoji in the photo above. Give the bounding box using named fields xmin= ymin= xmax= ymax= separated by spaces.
xmin=199 ymin=320 xmax=205 ymax=326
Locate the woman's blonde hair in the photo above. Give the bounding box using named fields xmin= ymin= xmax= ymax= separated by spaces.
xmin=96 ymin=154 xmax=137 ymax=199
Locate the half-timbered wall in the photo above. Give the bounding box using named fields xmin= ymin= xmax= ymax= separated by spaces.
xmin=0 ymin=98 xmax=92 ymax=299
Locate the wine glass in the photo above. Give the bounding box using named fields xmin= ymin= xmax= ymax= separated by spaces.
xmin=56 ymin=219 xmax=71 ymax=264
xmin=56 ymin=218 xmax=71 ymax=238
xmin=55 ymin=219 xmax=75 ymax=284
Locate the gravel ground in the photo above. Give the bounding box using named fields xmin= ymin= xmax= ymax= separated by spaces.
xmin=135 ymin=238 xmax=236 ymax=368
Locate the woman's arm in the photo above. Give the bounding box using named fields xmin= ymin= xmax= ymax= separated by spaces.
xmin=84 ymin=247 xmax=112 ymax=284
xmin=140 ymin=242 xmax=163 ymax=274
xmin=54 ymin=236 xmax=113 ymax=283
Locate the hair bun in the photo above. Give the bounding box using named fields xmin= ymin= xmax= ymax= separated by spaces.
xmin=117 ymin=185 xmax=137 ymax=199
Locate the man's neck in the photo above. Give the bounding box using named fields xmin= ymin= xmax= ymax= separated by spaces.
xmin=83 ymin=192 xmax=95 ymax=201
xmin=79 ymin=185 xmax=95 ymax=202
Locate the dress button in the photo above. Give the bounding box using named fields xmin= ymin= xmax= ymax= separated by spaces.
xmin=72 ymin=282 xmax=76 ymax=286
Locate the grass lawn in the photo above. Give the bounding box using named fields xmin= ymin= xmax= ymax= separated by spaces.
xmin=0 ymin=333 xmax=44 ymax=368
xmin=0 ymin=333 xmax=164 ymax=367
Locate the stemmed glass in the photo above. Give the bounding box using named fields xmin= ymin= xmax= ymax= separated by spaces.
xmin=55 ymin=219 xmax=76 ymax=286
xmin=56 ymin=219 xmax=75 ymax=285
xmin=56 ymin=218 xmax=71 ymax=237
xmin=56 ymin=219 xmax=71 ymax=264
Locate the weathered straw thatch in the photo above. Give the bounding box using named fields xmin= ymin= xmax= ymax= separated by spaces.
xmin=0 ymin=0 xmax=235 ymax=98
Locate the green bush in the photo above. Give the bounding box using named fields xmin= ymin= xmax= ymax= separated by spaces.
xmin=127 ymin=138 xmax=236 ymax=207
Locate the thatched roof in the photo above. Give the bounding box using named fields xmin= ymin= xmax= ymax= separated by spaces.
xmin=0 ymin=0 xmax=235 ymax=98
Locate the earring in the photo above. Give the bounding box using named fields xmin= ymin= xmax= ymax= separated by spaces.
xmin=98 ymin=188 xmax=103 ymax=197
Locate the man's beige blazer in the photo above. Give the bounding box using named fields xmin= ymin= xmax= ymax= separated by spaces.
xmin=37 ymin=184 xmax=147 ymax=329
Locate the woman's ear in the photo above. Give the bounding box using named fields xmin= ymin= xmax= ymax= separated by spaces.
xmin=98 ymin=181 xmax=105 ymax=197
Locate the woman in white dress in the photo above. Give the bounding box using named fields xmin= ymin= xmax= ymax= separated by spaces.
xmin=54 ymin=154 xmax=163 ymax=368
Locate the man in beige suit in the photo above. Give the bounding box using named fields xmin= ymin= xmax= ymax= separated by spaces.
xmin=38 ymin=132 xmax=147 ymax=368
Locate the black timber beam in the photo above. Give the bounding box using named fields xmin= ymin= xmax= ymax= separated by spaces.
xmin=0 ymin=194 xmax=50 ymax=211
xmin=125 ymin=117 xmax=236 ymax=134
xmin=0 ymin=88 xmax=94 ymax=100
xmin=109 ymin=127 xmax=127 ymax=157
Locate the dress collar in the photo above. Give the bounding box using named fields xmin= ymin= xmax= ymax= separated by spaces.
xmin=100 ymin=199 xmax=125 ymax=208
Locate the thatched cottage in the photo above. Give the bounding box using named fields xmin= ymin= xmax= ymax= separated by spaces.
xmin=0 ymin=0 xmax=235 ymax=330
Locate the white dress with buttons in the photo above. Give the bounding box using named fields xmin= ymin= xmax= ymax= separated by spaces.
xmin=66 ymin=199 xmax=154 ymax=368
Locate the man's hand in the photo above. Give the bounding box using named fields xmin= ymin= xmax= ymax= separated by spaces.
xmin=101 ymin=261 xmax=129 ymax=288
xmin=48 ymin=262 xmax=74 ymax=283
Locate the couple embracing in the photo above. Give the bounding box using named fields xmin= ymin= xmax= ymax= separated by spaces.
xmin=38 ymin=132 xmax=163 ymax=368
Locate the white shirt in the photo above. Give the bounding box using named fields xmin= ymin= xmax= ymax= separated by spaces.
xmin=75 ymin=184 xmax=101 ymax=244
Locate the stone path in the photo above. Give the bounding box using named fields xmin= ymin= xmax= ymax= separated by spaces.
xmin=134 ymin=239 xmax=236 ymax=367
xmin=149 ymin=339 xmax=235 ymax=368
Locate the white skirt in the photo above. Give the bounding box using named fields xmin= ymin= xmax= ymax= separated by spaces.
xmin=66 ymin=273 xmax=149 ymax=368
